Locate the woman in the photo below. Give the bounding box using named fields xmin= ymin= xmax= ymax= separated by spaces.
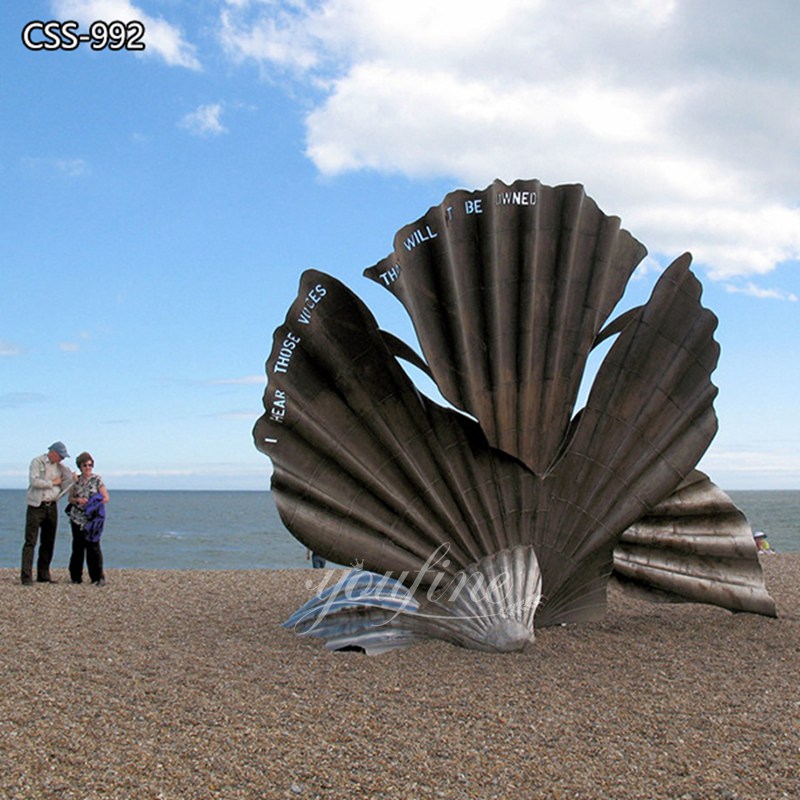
xmin=67 ymin=452 xmax=109 ymax=585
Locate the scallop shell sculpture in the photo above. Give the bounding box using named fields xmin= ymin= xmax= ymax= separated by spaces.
xmin=254 ymin=179 xmax=775 ymax=654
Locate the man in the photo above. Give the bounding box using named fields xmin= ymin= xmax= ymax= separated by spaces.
xmin=21 ymin=441 xmax=74 ymax=585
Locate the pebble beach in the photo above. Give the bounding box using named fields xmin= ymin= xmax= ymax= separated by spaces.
xmin=1 ymin=557 xmax=798 ymax=800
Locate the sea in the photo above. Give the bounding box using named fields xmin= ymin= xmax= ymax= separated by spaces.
xmin=1 ymin=489 xmax=797 ymax=571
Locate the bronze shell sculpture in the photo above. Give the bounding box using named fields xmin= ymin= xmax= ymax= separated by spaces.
xmin=254 ymin=179 xmax=776 ymax=654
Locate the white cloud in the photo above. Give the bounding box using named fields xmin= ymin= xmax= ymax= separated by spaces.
xmin=207 ymin=375 xmax=265 ymax=385
xmin=22 ymin=157 xmax=89 ymax=177
xmin=57 ymin=331 xmax=91 ymax=353
xmin=0 ymin=392 xmax=46 ymax=408
xmin=52 ymin=0 xmax=201 ymax=70
xmin=55 ymin=158 xmax=89 ymax=177
xmin=179 ymin=103 xmax=228 ymax=137
xmin=211 ymin=411 xmax=260 ymax=420
xmin=220 ymin=0 xmax=321 ymax=72
xmin=0 ymin=340 xmax=22 ymax=357
xmin=723 ymin=282 xmax=799 ymax=302
xmin=700 ymin=445 xmax=800 ymax=490
xmin=218 ymin=0 xmax=800 ymax=280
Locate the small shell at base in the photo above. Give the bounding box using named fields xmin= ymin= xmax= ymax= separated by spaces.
xmin=365 ymin=545 xmax=546 ymax=653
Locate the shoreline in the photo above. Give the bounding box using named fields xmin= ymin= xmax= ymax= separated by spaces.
xmin=1 ymin=557 xmax=798 ymax=799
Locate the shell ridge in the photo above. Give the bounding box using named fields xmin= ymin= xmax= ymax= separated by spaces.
xmin=442 ymin=203 xmax=492 ymax=423
xmin=275 ymin=468 xmax=472 ymax=570
xmin=392 ymin=203 xmax=477 ymax=413
xmin=412 ymin=406 xmax=505 ymax=566
xmin=612 ymin=553 xmax=776 ymax=616
xmin=437 ymin=417 xmax=511 ymax=557
xmin=536 ymin=557 xmax=613 ymax=626
xmin=275 ymin=498 xmax=437 ymax=578
xmin=530 ymin=185 xmax=639 ymax=472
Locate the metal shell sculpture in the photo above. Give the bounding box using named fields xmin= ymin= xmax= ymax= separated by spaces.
xmin=254 ymin=179 xmax=776 ymax=654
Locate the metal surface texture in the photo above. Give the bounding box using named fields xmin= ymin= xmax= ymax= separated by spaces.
xmin=254 ymin=178 xmax=776 ymax=653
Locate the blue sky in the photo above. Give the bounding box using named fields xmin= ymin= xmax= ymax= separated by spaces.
xmin=1 ymin=0 xmax=798 ymax=491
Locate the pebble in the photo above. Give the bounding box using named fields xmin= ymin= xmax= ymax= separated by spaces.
xmin=0 ymin=559 xmax=797 ymax=799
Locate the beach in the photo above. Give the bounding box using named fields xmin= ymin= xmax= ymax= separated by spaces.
xmin=1 ymin=558 xmax=797 ymax=800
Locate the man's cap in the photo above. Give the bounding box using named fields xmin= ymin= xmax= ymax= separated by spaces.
xmin=48 ymin=441 xmax=70 ymax=459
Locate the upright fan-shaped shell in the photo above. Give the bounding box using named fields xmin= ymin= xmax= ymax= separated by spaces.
xmin=364 ymin=179 xmax=647 ymax=476
xmin=253 ymin=270 xmax=540 ymax=585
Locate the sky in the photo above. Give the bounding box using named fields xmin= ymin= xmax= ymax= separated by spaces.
xmin=1 ymin=0 xmax=798 ymax=491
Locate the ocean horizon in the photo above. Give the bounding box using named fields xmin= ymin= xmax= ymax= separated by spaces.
xmin=1 ymin=488 xmax=798 ymax=571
